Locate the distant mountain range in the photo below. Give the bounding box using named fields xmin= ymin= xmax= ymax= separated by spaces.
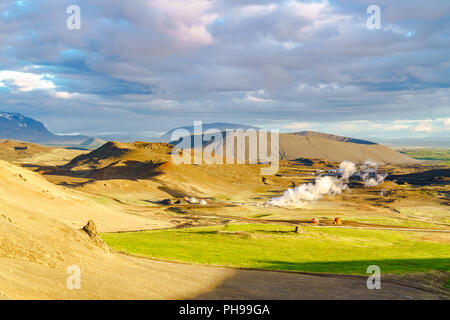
xmin=0 ymin=112 xmax=260 ymax=147
xmin=158 ymin=122 xmax=258 ymax=142
xmin=1 ymin=112 xmax=447 ymax=152
xmin=374 ymin=137 xmax=450 ymax=148
xmin=0 ymin=112 xmax=91 ymax=145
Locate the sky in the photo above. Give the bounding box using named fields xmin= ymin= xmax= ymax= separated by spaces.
xmin=0 ymin=0 xmax=449 ymax=140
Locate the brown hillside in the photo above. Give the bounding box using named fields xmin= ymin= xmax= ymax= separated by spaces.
xmin=0 ymin=160 xmax=170 ymax=231
xmin=68 ymin=141 xmax=173 ymax=168
xmin=292 ymin=131 xmax=376 ymax=144
xmin=65 ymin=142 xmax=173 ymax=180
xmin=0 ymin=139 xmax=51 ymax=163
xmin=279 ymin=132 xmax=416 ymax=164
xmin=0 ymin=161 xmax=244 ymax=299
xmin=207 ymin=131 xmax=415 ymax=164
xmin=57 ymin=141 xmax=266 ymax=199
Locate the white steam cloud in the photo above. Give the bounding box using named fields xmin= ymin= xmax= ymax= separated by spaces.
xmin=360 ymin=160 xmax=388 ymax=187
xmin=267 ymin=175 xmax=348 ymax=208
xmin=267 ymin=160 xmax=387 ymax=208
xmin=339 ymin=160 xmax=357 ymax=180
xmin=363 ymin=175 xmax=387 ymax=187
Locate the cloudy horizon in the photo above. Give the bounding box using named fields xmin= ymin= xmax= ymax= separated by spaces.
xmin=0 ymin=0 xmax=449 ymax=141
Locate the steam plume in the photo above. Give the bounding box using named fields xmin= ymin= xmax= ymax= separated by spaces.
xmin=339 ymin=160 xmax=357 ymax=180
xmin=267 ymin=176 xmax=347 ymax=208
xmin=360 ymin=160 xmax=388 ymax=187
xmin=267 ymin=160 xmax=387 ymax=207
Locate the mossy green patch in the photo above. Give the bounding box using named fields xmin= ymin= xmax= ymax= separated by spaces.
xmin=101 ymin=224 xmax=450 ymax=275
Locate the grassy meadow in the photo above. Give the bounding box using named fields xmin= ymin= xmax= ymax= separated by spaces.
xmin=399 ymin=148 xmax=450 ymax=165
xmin=101 ymin=224 xmax=450 ymax=275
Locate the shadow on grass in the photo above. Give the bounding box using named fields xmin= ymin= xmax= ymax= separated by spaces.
xmin=191 ymin=258 xmax=449 ymax=300
xmin=256 ymin=258 xmax=450 ymax=275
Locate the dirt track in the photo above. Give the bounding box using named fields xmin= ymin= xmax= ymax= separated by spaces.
xmin=118 ymin=256 xmax=449 ymax=300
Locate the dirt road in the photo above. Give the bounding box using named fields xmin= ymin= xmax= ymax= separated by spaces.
xmin=128 ymin=256 xmax=449 ymax=300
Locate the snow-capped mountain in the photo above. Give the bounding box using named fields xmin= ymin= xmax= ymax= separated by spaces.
xmin=0 ymin=112 xmax=90 ymax=144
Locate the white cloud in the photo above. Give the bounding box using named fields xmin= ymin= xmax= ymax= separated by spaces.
xmin=289 ymin=0 xmax=331 ymax=19
xmin=52 ymin=91 xmax=79 ymax=99
xmin=0 ymin=70 xmax=55 ymax=92
xmin=149 ymin=0 xmax=218 ymax=47
xmin=410 ymin=120 xmax=434 ymax=133
xmin=239 ymin=4 xmax=278 ymax=18
xmin=283 ymin=122 xmax=312 ymax=130
xmin=391 ymin=124 xmax=409 ymax=130
xmin=287 ymin=0 xmax=351 ymax=34
xmin=234 ymin=90 xmax=274 ymax=104
xmin=443 ymin=118 xmax=450 ymax=130
xmin=246 ymin=94 xmax=272 ymax=103
xmin=0 ymin=70 xmax=79 ymax=99
xmin=315 ymin=119 xmax=445 ymax=136
xmin=334 ymin=120 xmax=371 ymax=132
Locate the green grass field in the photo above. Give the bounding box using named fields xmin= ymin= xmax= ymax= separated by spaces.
xmin=399 ymin=148 xmax=450 ymax=165
xmin=101 ymin=224 xmax=450 ymax=275
xmin=343 ymin=217 xmax=446 ymax=229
